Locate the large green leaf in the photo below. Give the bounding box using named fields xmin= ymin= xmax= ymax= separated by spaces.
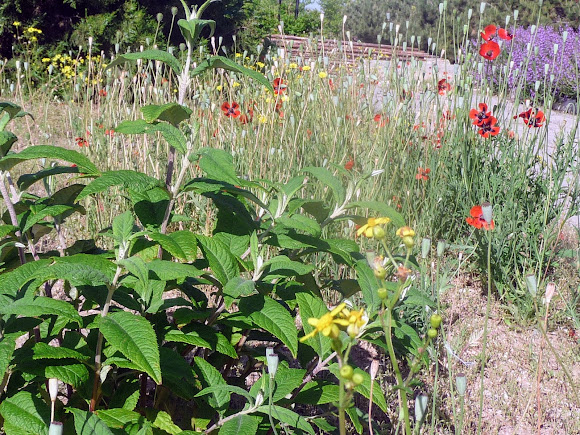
xmin=0 ymin=131 xmax=18 ymax=157
xmin=148 ymin=259 xmax=202 ymax=281
xmin=97 ymin=408 xmax=143 ymax=429
xmin=261 ymin=255 xmax=314 ymax=280
xmin=353 ymin=259 xmax=382 ymax=314
xmin=22 ymin=204 xmax=80 ymax=233
xmin=191 ymin=55 xmax=273 ymax=93
xmin=193 ymin=357 xmax=229 ymax=411
xmin=67 ymin=408 xmax=115 ymax=435
xmin=0 ymin=259 xmax=51 ymax=297
xmin=0 ymin=391 xmax=50 ymax=435
xmin=33 ymin=342 xmax=89 ymax=361
xmin=99 ymin=311 xmax=162 ymax=384
xmin=196 ymin=148 xmax=240 ymax=186
xmin=196 ymin=385 xmax=254 ymax=406
xmin=238 ymin=295 xmax=298 ymax=357
xmin=115 ymin=120 xmax=189 ymax=155
xmin=0 ymin=296 xmax=82 ymax=326
xmin=255 ymin=405 xmax=314 ymax=434
xmin=293 ymin=380 xmax=340 ymax=405
xmin=31 ymin=254 xmax=116 ymax=287
xmin=178 ymin=18 xmax=215 ymax=45
xmin=141 ymin=103 xmax=192 ymax=126
xmin=17 ymin=165 xmax=80 ymax=190
xmin=197 ymin=235 xmax=239 ymax=286
xmin=302 ymin=167 xmax=345 ymax=205
xmin=346 ymin=201 xmax=405 ymax=228
xmin=0 ymin=145 xmax=98 ymax=174
xmin=106 ymin=49 xmax=182 ymax=75
xmin=0 ymin=333 xmax=19 ymax=381
xmin=223 ymin=277 xmax=256 ymax=308
xmin=146 ymin=409 xmax=182 ymax=434
xmin=78 ymin=170 xmax=163 ymax=200
xmin=145 ymin=231 xmax=188 ymax=260
xmin=218 ymin=415 xmax=260 ymax=435
xmin=165 ymin=327 xmax=236 ymax=358
xmin=45 ymin=363 xmax=89 ymax=389
xmin=296 ymin=292 xmax=331 ymax=358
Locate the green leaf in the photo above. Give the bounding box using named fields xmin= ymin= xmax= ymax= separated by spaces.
xmin=218 ymin=415 xmax=259 ymax=435
xmin=147 ymin=409 xmax=182 ymax=434
xmin=17 ymin=165 xmax=80 ymax=190
xmin=261 ymin=255 xmax=314 ymax=280
xmin=255 ymin=405 xmax=314 ymax=434
xmin=106 ymin=49 xmax=182 ymax=75
xmin=293 ymin=380 xmax=339 ymax=405
xmin=346 ymin=406 xmax=363 ymax=434
xmin=0 ymin=145 xmax=98 ymax=174
xmin=197 ymin=235 xmax=239 ymax=286
xmin=0 ymin=259 xmax=51 ymax=296
xmin=196 ymin=385 xmax=254 ymax=406
xmin=32 ymin=254 xmax=116 ymax=287
xmin=97 ymin=408 xmax=143 ymax=429
xmin=250 ymin=365 xmax=305 ymax=403
xmin=325 ymin=238 xmax=361 ymax=266
xmin=148 ymin=259 xmax=203 ymax=281
xmin=178 ymin=18 xmax=215 ymax=45
xmin=113 ymin=211 xmax=135 ymax=246
xmin=165 ymin=328 xmax=237 ymax=358
xmin=0 ymin=391 xmax=49 ymax=435
xmin=45 ymin=363 xmax=89 ymax=389
xmin=78 ymin=170 xmax=162 ymax=200
xmin=0 ymin=333 xmax=19 ymax=381
xmin=166 ymin=231 xmax=198 ymax=262
xmin=302 ymin=167 xmax=345 ymax=205
xmin=0 ymin=296 xmax=82 ymax=326
xmin=346 ymin=201 xmax=405 ymax=228
xmin=353 ymin=259 xmax=381 ymax=314
xmin=223 ymin=277 xmax=255 ymax=308
xmin=276 ymin=215 xmax=321 ymax=237
xmin=68 ymin=408 xmax=115 ymax=435
xmin=238 ymin=295 xmax=298 ymax=357
xmin=141 ymin=103 xmax=192 ymax=126
xmin=33 ymin=342 xmax=89 ymax=361
xmin=22 ymin=204 xmax=80 ymax=233
xmin=115 ymin=120 xmax=189 ymax=155
xmin=197 ymin=148 xmax=240 ymax=185
xmin=296 ymin=292 xmax=331 ymax=358
xmin=0 ymin=131 xmax=18 ymax=157
xmin=99 ymin=311 xmax=162 ymax=384
xmin=191 ymin=56 xmax=273 ymax=93
xmin=193 ymin=356 xmax=229 ymax=410
xmin=145 ymin=231 xmax=188 ymax=260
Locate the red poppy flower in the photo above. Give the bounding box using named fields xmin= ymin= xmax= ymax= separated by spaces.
xmin=479 ymin=41 xmax=501 ymax=60
xmin=438 ymin=78 xmax=451 ymax=96
xmin=466 ymin=205 xmax=495 ymax=230
xmin=481 ymin=24 xmax=497 ymax=41
xmin=75 ymin=137 xmax=89 ymax=147
xmin=469 ymin=103 xmax=492 ymax=126
xmin=344 ymin=158 xmax=354 ymax=171
xmin=477 ymin=116 xmax=500 ymax=138
xmin=221 ymin=101 xmax=241 ymax=118
xmin=273 ymin=78 xmax=287 ymax=95
xmin=239 ymin=114 xmax=250 ymax=124
xmin=514 ymin=108 xmax=533 ymax=121
xmin=415 ymin=167 xmax=431 ymax=180
xmin=525 ymin=110 xmax=545 ymax=128
xmin=105 ymin=129 xmax=114 ymax=137
xmin=498 ymin=28 xmax=514 ymax=41
xmin=99 ymin=89 xmax=107 ymax=97
xmin=374 ymin=114 xmax=388 ymax=127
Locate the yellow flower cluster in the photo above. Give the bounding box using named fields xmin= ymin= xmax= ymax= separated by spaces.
xmin=300 ymin=302 xmax=368 ymax=342
xmin=26 ymin=27 xmax=42 ymax=34
xmin=42 ymin=54 xmax=103 ymax=79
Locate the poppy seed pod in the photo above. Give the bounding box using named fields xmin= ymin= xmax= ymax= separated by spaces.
xmin=414 ymin=393 xmax=429 ymax=424
xmin=266 ymin=347 xmax=279 ymax=379
xmin=421 ymin=237 xmax=431 ymax=259
xmin=481 ymin=202 xmax=493 ymax=225
xmin=456 ymin=373 xmax=467 ymax=396
xmin=525 ymin=274 xmax=537 ymax=297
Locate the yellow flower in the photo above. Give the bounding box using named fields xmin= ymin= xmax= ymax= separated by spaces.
xmin=300 ymin=303 xmax=349 ymax=342
xmin=235 ymin=53 xmax=242 ymax=58
xmin=13 ymin=21 xmax=21 ymax=27
xmin=232 ymin=82 xmax=241 ymax=88
xmin=318 ymin=71 xmax=328 ymax=79
xmin=289 ymin=63 xmax=298 ymax=69
xmin=216 ymin=85 xmax=223 ymax=91
xmin=356 ymin=217 xmax=391 ymax=238
xmin=340 ymin=307 xmax=368 ymax=338
xmin=257 ymin=62 xmax=265 ymax=69
xmin=302 ymin=65 xmax=311 ymax=71
xmin=281 ymin=95 xmax=289 ymax=102
xmin=396 ymin=226 xmax=415 ymax=249
xmin=258 ymin=114 xmax=267 ymax=123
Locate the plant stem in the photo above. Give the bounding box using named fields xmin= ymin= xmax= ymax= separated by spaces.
xmin=477 ymin=233 xmax=493 ymax=434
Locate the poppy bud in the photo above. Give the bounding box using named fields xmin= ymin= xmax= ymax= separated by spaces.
xmin=456 ymin=373 xmax=467 ymax=396
xmin=481 ymin=202 xmax=493 ymax=225
xmin=525 ymin=274 xmax=537 ymax=297
xmin=414 ymin=393 xmax=429 ymax=425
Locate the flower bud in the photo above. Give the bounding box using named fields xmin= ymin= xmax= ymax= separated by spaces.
xmin=352 ymin=373 xmax=364 ymax=385
xmin=49 ymin=422 xmax=63 ymax=435
xmin=414 ymin=393 xmax=429 ymax=425
xmin=373 ymin=225 xmax=386 ymax=240
xmin=421 ymin=237 xmax=431 ymax=259
xmin=157 ymin=13 xmax=163 ymax=23
xmin=481 ymin=202 xmax=493 ymax=225
xmin=48 ymin=378 xmax=59 ymax=402
xmin=545 ymin=282 xmax=556 ymax=305
xmin=374 ymin=264 xmax=387 ymax=279
xmin=526 ymin=274 xmax=537 ymax=297
xmin=436 ymin=240 xmax=446 ymax=257
xmin=456 ymin=373 xmax=467 ymax=396
xmin=266 ymin=348 xmax=279 ymax=379
xmin=171 ymin=6 xmax=178 ymax=16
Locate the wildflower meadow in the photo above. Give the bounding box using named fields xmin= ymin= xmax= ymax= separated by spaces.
xmin=0 ymin=0 xmax=578 ymax=434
